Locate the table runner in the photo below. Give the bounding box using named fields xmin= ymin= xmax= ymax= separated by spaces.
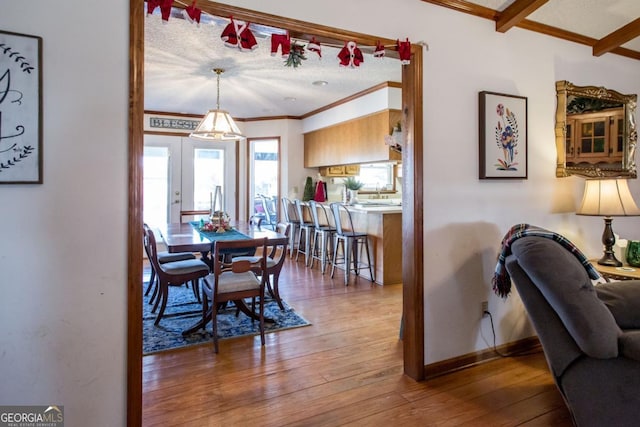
xmin=190 ymin=221 xmax=252 ymax=242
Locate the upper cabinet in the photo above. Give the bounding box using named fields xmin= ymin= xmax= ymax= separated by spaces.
xmin=304 ymin=109 xmax=402 ymax=168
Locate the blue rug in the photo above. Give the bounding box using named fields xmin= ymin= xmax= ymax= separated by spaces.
xmin=143 ymin=282 xmax=311 ymax=355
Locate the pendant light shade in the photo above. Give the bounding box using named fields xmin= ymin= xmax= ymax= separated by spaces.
xmin=190 ymin=68 xmax=244 ymax=141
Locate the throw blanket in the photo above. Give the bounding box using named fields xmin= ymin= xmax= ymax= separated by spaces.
xmin=492 ymin=224 xmax=601 ymax=298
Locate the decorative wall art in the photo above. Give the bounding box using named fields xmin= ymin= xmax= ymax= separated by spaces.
xmin=479 ymin=91 xmax=528 ymax=179
xmin=0 ymin=30 xmax=42 ymax=184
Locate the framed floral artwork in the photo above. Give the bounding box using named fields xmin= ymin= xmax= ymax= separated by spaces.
xmin=0 ymin=29 xmax=43 ymax=184
xmin=479 ymin=91 xmax=528 ymax=179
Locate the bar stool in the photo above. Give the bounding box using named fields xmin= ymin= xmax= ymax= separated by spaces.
xmin=308 ymin=201 xmax=337 ymax=274
xmin=294 ymin=199 xmax=315 ymax=265
xmin=281 ymin=197 xmax=300 ymax=258
xmin=330 ymin=202 xmax=375 ymax=285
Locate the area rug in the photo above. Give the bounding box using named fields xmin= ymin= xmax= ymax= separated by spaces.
xmin=143 ymin=282 xmax=311 ymax=355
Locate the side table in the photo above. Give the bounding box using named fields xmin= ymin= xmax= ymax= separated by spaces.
xmin=589 ymin=259 xmax=640 ymax=281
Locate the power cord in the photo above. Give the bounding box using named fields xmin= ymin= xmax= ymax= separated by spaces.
xmin=484 ymin=310 xmax=508 ymax=357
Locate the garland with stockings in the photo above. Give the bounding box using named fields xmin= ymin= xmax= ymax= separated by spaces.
xmin=146 ymin=1 xmax=413 ymax=68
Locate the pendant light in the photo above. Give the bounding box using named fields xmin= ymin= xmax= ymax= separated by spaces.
xmin=190 ymin=68 xmax=244 ymax=140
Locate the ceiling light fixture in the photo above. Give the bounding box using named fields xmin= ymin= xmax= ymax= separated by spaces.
xmin=190 ymin=68 xmax=244 ymax=141
xmin=312 ymin=80 xmax=328 ymax=86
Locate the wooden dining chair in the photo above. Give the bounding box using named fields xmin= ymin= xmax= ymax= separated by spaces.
xmin=201 ymin=238 xmax=269 ymax=353
xmin=143 ymin=224 xmax=210 ymax=325
xmin=249 ymin=215 xmax=263 ymax=229
xmin=142 ymin=224 xmax=197 ymax=304
xmin=234 ymin=223 xmax=290 ymax=310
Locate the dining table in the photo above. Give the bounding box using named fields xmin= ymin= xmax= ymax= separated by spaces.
xmin=157 ymin=220 xmax=286 ymax=336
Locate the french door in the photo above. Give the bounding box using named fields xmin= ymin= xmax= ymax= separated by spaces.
xmin=143 ymin=134 xmax=236 ymax=227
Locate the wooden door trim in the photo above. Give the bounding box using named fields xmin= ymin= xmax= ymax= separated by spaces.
xmin=127 ymin=0 xmax=144 ymax=425
xmin=127 ymin=2 xmax=425 ymax=424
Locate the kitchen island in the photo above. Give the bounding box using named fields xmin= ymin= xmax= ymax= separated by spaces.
xmin=347 ymin=203 xmax=402 ymax=285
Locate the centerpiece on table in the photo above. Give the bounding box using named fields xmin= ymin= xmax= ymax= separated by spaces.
xmin=200 ymin=211 xmax=232 ymax=233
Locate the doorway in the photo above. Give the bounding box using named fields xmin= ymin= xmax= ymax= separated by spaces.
xmin=143 ymin=135 xmax=237 ymax=226
xmin=128 ymin=2 xmax=424 ymax=424
xmin=247 ymin=137 xmax=281 ymax=229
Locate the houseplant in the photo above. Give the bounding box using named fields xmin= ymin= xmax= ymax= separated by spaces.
xmin=302 ymin=176 xmax=315 ymax=201
xmin=343 ymin=177 xmax=363 ymax=204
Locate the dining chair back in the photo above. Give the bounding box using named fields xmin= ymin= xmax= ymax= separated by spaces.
xmin=143 ymin=223 xmax=210 ymax=325
xmin=180 ymin=209 xmax=211 ymax=223
xmin=201 ymin=237 xmax=269 ymax=353
xmin=142 ymin=224 xmax=196 ymax=304
xmin=249 ymin=215 xmax=263 ymax=229
xmin=329 ymin=203 xmax=375 ymax=285
xmin=232 ymin=224 xmax=291 ymax=310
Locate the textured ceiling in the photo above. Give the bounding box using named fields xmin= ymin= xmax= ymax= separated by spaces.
xmin=144 ymin=9 xmax=402 ymax=119
xmin=144 ymin=1 xmax=640 ymax=119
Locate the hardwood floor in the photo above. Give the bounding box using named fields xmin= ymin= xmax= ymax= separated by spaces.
xmin=142 ymin=255 xmax=573 ymax=426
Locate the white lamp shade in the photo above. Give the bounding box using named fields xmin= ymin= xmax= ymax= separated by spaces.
xmin=190 ymin=109 xmax=244 ymax=140
xmin=577 ymin=179 xmax=640 ymax=216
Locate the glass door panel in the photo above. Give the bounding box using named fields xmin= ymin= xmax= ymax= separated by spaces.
xmin=182 ymin=139 xmax=236 ymax=221
xmin=249 ymin=138 xmax=279 ymax=228
xmin=143 ymin=135 xmax=182 ymax=226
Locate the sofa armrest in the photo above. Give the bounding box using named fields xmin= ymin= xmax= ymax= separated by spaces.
xmin=596 ymin=281 xmax=640 ymax=329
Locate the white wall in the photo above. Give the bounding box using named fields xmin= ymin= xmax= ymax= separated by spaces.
xmin=302 ymin=86 xmax=402 ymax=133
xmin=239 ymin=119 xmax=316 ymax=218
xmin=2 ymin=1 xmax=639 ymax=424
xmin=225 ymin=0 xmax=640 ymax=363
xmin=0 ymin=1 xmax=128 ymax=425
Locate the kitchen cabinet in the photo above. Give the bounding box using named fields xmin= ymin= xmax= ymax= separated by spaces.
xmin=318 ymin=165 xmax=360 ymax=177
xmin=304 ymin=109 xmax=402 ymax=167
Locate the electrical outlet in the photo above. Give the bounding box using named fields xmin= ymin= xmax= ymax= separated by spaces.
xmin=481 ymin=301 xmax=489 ymax=317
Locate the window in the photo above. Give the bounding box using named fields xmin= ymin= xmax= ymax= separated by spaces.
xmin=193 ymin=148 xmax=225 ymax=211
xmin=356 ymin=163 xmax=395 ymax=191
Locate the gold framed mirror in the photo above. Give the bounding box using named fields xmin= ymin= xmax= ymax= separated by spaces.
xmin=555 ymin=80 xmax=637 ymax=178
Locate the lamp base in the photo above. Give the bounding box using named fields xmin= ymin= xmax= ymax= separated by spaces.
xmin=598 ymin=217 xmax=622 ymax=267
xmin=597 ymin=253 xmax=622 ymax=267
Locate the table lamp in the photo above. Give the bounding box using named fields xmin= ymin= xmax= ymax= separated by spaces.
xmin=576 ymin=178 xmax=640 ymax=266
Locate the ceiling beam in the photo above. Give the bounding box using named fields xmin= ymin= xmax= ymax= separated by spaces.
xmin=422 ymin=0 xmax=640 ymax=61
xmin=495 ymin=0 xmax=548 ymax=33
xmin=593 ymin=17 xmax=640 ymax=57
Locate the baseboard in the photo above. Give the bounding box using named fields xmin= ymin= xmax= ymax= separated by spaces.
xmin=423 ymin=336 xmax=542 ymax=380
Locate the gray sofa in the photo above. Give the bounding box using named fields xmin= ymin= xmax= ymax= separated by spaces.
xmin=505 ymin=236 xmax=640 ymax=427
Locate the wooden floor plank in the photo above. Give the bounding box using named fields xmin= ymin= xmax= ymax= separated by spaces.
xmin=142 ymin=256 xmax=572 ymax=426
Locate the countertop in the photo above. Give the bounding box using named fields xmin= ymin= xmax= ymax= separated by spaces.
xmin=350 ymin=204 xmax=402 ymax=214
